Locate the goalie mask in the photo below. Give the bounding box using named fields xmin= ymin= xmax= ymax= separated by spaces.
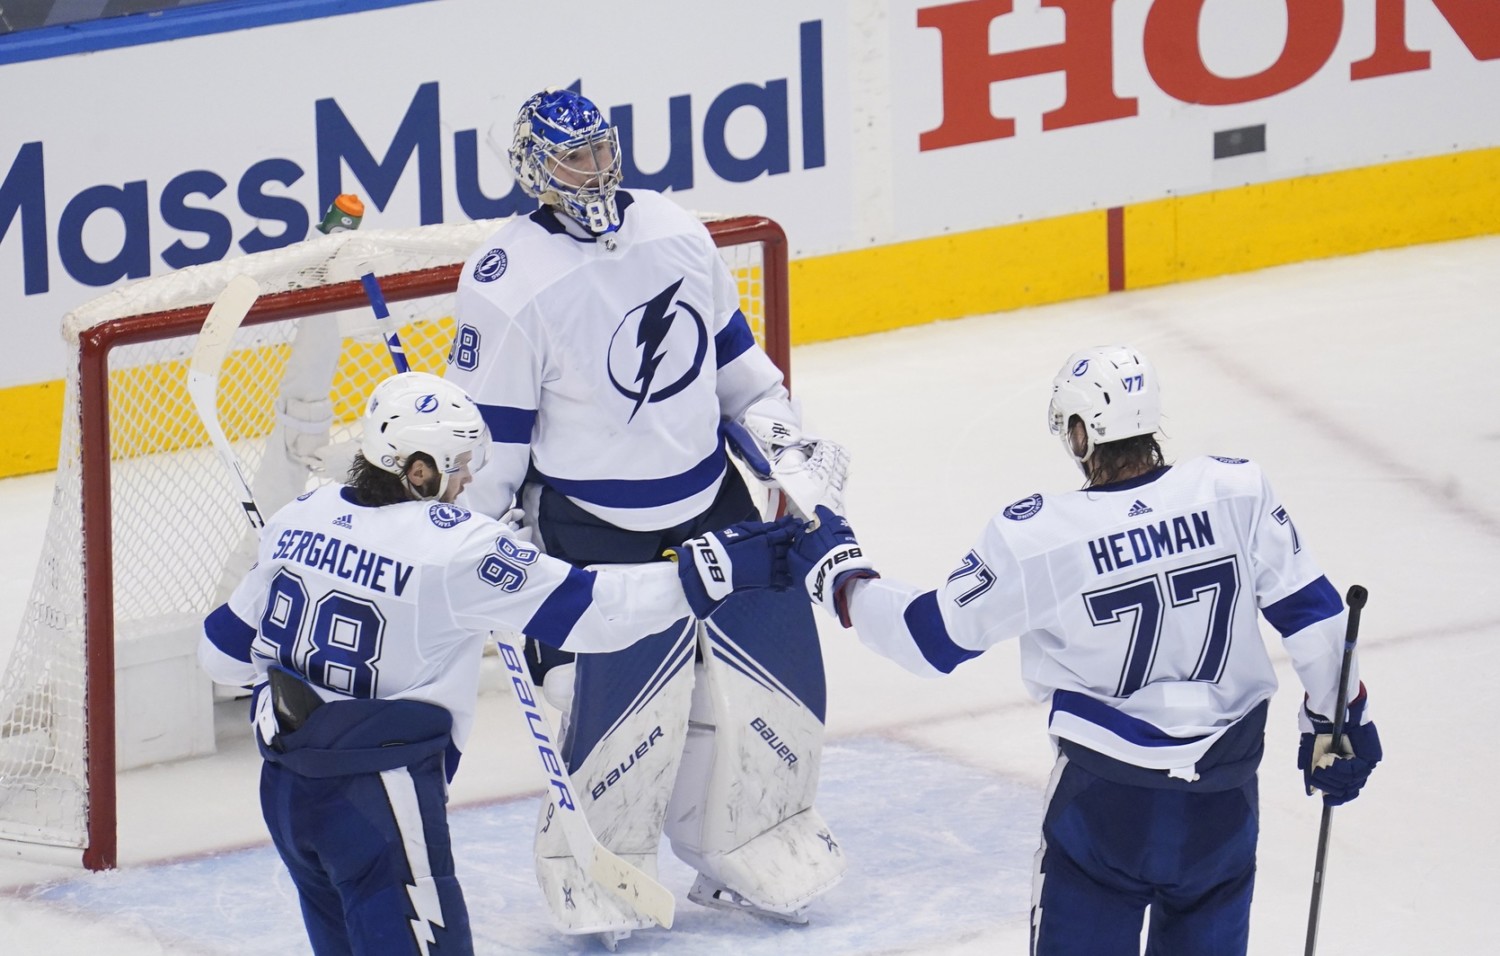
xmin=362 ymin=372 xmax=488 ymax=500
xmin=509 ymin=88 xmax=623 ymax=235
xmin=1048 ymin=345 xmax=1160 ymax=466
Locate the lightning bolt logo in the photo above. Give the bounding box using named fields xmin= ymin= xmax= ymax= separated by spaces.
xmin=407 ymin=879 xmax=445 ymax=955
xmin=607 ymin=277 xmax=708 ymax=421
xmin=629 ymin=279 xmax=682 ymax=422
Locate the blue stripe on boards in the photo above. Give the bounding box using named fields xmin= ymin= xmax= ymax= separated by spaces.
xmin=0 ymin=0 xmax=436 ymax=66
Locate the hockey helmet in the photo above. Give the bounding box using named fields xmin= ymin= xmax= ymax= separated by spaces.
xmin=362 ymin=372 xmax=488 ymax=500
xmin=509 ymin=88 xmax=622 ymax=235
xmin=1048 ymin=345 xmax=1161 ymax=465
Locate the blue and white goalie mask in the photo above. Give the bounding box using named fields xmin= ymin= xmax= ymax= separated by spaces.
xmin=509 ymin=88 xmax=623 ymax=235
xmin=1048 ymin=345 xmax=1161 ymax=466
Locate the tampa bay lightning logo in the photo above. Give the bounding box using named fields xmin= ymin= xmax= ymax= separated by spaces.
xmin=607 ymin=277 xmax=707 ymax=422
xmin=473 ymin=248 xmax=508 ymax=282
xmin=1002 ymin=493 xmax=1044 ymax=521
xmin=428 ymin=503 xmax=471 ymax=528
xmin=1210 ymin=455 xmax=1249 ymax=464
xmin=416 ymin=393 xmax=439 ymax=413
xmin=1072 ymin=359 xmax=1089 ymax=376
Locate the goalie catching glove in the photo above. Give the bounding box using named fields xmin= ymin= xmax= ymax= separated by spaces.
xmin=787 ymin=505 xmax=879 ymax=627
xmin=723 ymin=395 xmax=850 ymax=519
xmin=1298 ymin=687 xmax=1382 ymax=807
xmin=668 ymin=516 xmax=799 ymax=618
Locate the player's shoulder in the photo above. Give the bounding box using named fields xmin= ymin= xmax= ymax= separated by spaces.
xmin=460 ymin=212 xmax=578 ymax=303
xmin=621 ymin=189 xmax=711 ymax=241
xmin=1175 ymin=454 xmax=1268 ymax=494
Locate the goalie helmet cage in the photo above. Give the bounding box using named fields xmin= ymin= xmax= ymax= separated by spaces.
xmin=0 ymin=214 xmax=790 ymax=871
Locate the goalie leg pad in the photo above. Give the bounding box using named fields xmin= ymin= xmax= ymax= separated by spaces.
xmin=533 ymin=621 xmax=697 ymax=932
xmin=663 ymin=588 xmax=846 ymax=914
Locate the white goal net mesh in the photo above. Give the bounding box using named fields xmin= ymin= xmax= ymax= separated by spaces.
xmin=0 ymin=215 xmax=779 ymax=865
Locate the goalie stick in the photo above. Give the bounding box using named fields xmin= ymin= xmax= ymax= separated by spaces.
xmin=359 ymin=271 xmax=676 ymax=930
xmin=187 ymin=274 xmax=265 ymax=531
xmin=1303 ymin=583 xmax=1368 ymax=956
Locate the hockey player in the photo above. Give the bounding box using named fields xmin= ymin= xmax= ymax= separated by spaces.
xmin=443 ymin=87 xmax=848 ymax=941
xmin=786 ymin=346 xmax=1383 ymax=955
xmin=198 ymin=371 xmax=797 ymax=956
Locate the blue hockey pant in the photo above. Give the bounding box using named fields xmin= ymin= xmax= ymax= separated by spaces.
xmin=260 ymin=750 xmax=472 ymax=955
xmin=1030 ymin=755 xmax=1258 ymax=956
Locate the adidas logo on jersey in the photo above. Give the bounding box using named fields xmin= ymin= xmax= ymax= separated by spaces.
xmin=333 ymin=514 xmax=353 ymax=529
xmin=1127 ymin=500 xmax=1153 ymax=517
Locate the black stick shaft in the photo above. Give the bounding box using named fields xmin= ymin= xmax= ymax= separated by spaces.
xmin=1304 ymin=584 xmax=1367 ymax=956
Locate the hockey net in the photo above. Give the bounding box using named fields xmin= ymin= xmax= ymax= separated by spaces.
xmin=0 ymin=214 xmax=789 ymax=870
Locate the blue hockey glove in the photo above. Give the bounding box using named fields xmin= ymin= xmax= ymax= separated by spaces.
xmin=787 ymin=505 xmax=879 ymax=628
xmin=669 ymin=516 xmax=798 ymax=618
xmin=1298 ymin=688 xmax=1382 ymax=807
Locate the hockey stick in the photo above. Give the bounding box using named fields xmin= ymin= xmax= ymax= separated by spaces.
xmin=359 ymin=271 xmax=676 ymax=929
xmin=359 ymin=272 xmax=411 ymax=374
xmin=1303 ymin=583 xmax=1368 ymax=956
xmin=187 ymin=275 xmax=266 ymax=531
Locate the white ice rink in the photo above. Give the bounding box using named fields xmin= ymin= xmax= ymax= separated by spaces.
xmin=1 ymin=235 xmax=1497 ymax=954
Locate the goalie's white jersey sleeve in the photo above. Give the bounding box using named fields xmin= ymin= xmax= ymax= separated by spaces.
xmin=445 ymin=189 xmax=787 ymax=529
xmin=199 ymin=485 xmax=692 ymax=751
xmin=846 ymin=456 xmax=1352 ymax=772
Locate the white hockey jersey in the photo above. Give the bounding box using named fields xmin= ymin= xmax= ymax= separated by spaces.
xmin=199 ymin=485 xmax=694 ymax=751
xmin=846 ymin=456 xmax=1353 ymax=775
xmin=444 ymin=190 xmax=787 ymax=529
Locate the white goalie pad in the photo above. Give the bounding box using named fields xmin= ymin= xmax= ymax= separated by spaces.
xmin=663 ymin=618 xmax=847 ymax=914
xmin=533 ymin=624 xmax=698 ymax=935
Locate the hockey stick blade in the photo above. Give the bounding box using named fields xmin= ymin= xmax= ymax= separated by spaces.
xmin=187 ymin=275 xmax=265 ymax=530
xmin=492 ymin=636 xmax=675 ymax=928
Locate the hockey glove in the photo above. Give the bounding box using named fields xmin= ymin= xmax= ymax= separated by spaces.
xmin=723 ymin=406 xmax=851 ymax=519
xmin=788 ymin=505 xmax=879 ymax=628
xmin=669 ymin=516 xmax=799 ymax=618
xmin=1298 ymin=688 xmax=1382 ymax=807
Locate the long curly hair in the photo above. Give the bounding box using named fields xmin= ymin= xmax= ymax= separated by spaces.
xmin=345 ymin=452 xmax=439 ymax=506
xmin=1087 ymin=433 xmax=1167 ymax=488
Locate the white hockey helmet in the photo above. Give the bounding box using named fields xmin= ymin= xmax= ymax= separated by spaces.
xmin=1048 ymin=345 xmax=1161 ymax=465
xmin=361 ymin=371 xmax=488 ymax=500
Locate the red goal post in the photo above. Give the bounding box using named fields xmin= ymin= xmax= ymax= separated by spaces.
xmin=0 ymin=214 xmax=789 ymax=871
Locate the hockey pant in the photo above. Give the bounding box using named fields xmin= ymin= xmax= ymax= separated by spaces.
xmin=257 ymin=683 xmax=470 ymax=955
xmin=1030 ymin=752 xmax=1258 ymax=956
xmin=523 ymin=474 xmax=846 ymax=933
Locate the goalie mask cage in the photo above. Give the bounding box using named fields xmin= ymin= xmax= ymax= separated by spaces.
xmin=0 ymin=214 xmax=789 ymax=871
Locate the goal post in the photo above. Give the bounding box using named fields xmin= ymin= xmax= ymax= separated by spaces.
xmin=0 ymin=214 xmax=790 ymax=871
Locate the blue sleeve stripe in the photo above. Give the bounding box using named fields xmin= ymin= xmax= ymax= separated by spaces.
xmin=535 ymin=435 xmax=726 ymax=509
xmin=524 ymin=567 xmax=597 ymax=643
xmin=477 ymin=404 xmax=537 ymax=444
xmin=1262 ymin=576 xmax=1343 ymax=638
xmin=203 ymin=603 xmax=256 ymax=661
xmin=714 ymin=310 xmax=757 ymax=367
xmin=905 ymin=591 xmax=981 ymax=674
xmin=1051 ymin=689 xmax=1211 ymax=747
